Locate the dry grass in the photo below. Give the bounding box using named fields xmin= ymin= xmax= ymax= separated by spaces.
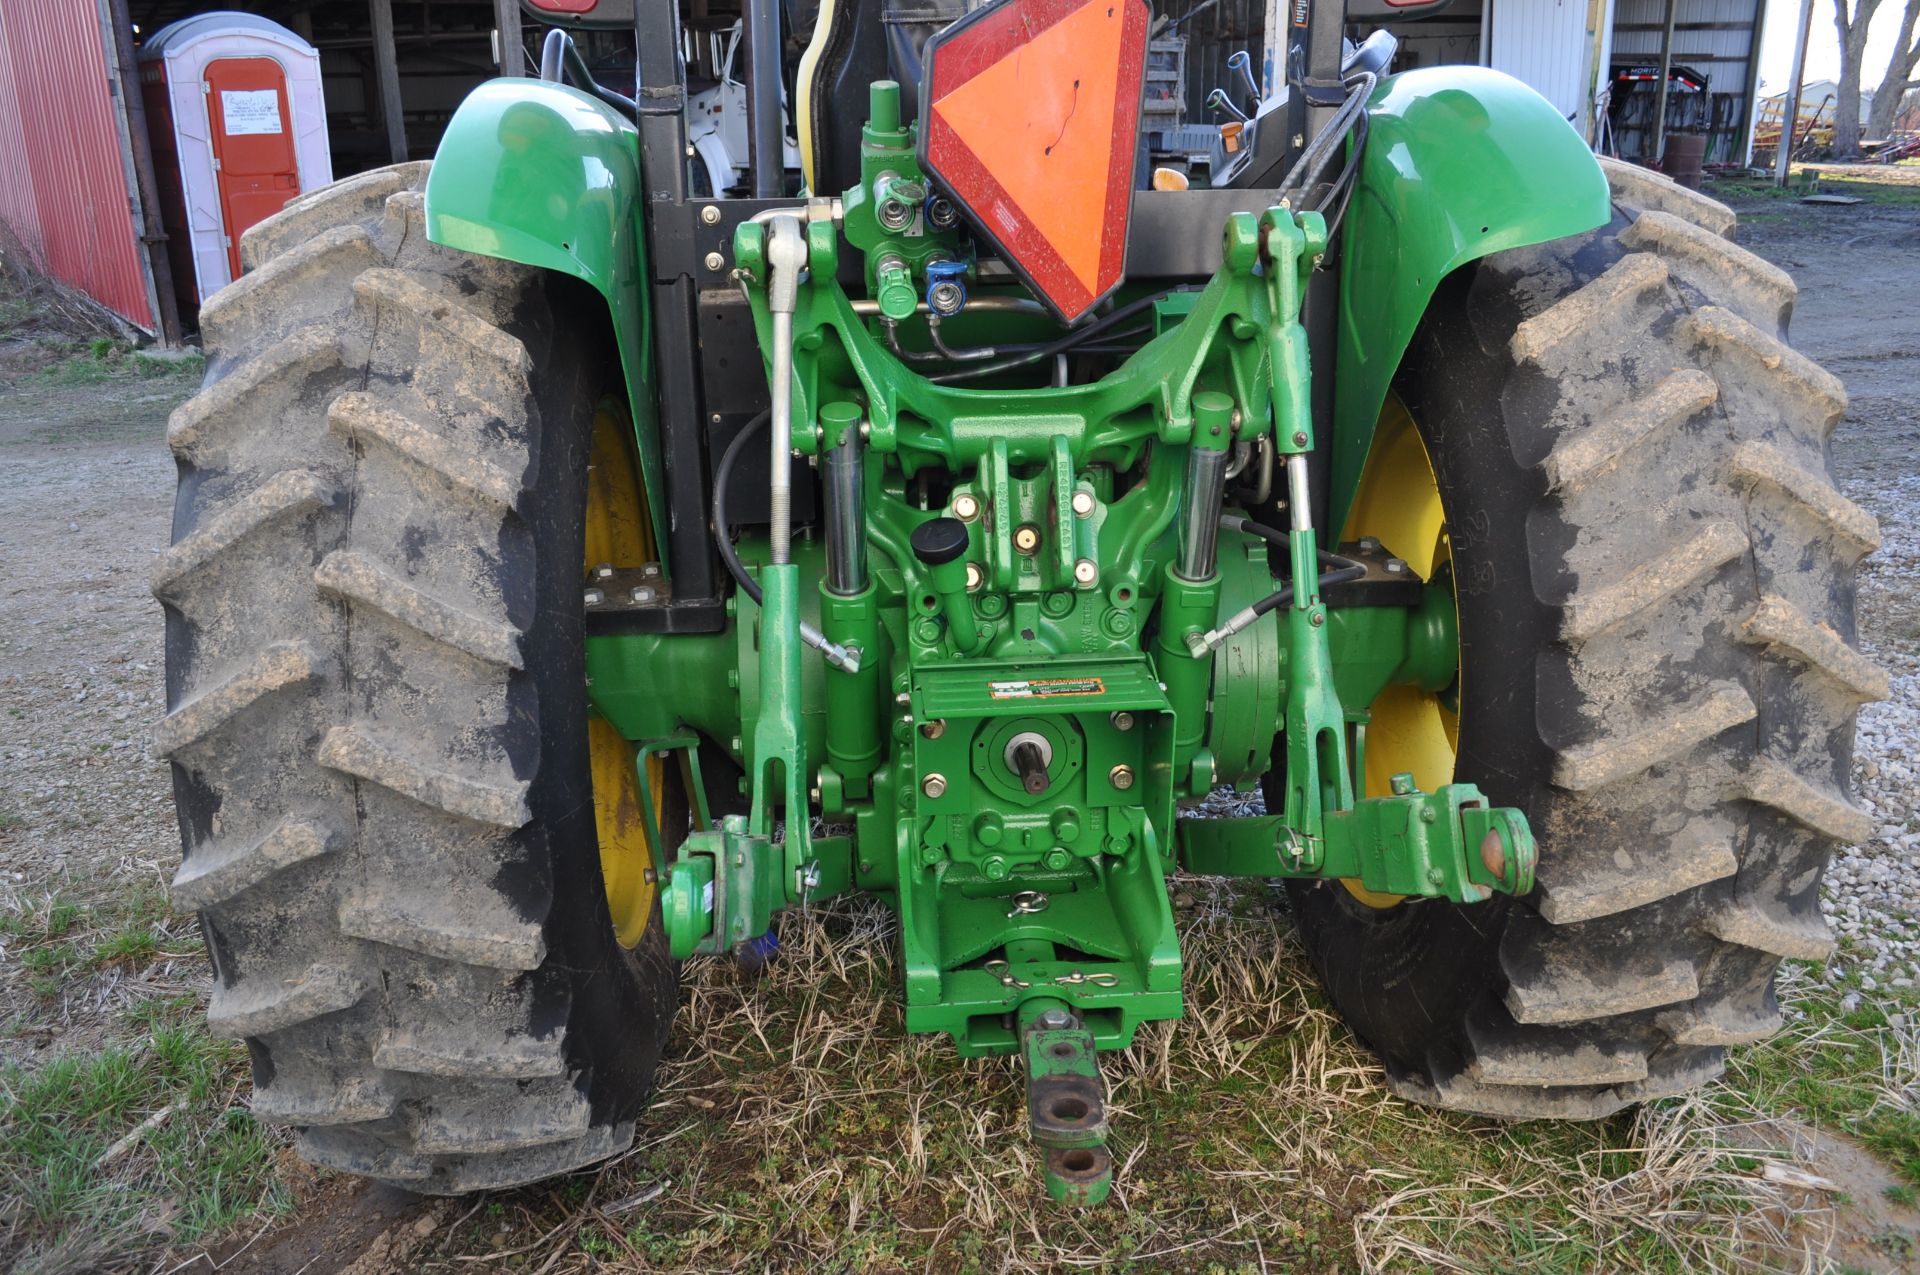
xmin=0 ymin=224 xmax=144 ymax=347
xmin=364 ymin=887 xmax=1887 ymax=1274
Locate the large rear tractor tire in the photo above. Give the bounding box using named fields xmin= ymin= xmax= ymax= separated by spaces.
xmin=153 ymin=163 xmax=679 ymax=1191
xmin=1289 ymin=162 xmax=1884 ymax=1115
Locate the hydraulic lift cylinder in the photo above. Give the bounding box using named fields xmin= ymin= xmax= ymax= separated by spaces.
xmin=1160 ymin=392 xmax=1235 ymax=789
xmin=1176 ymin=392 xmax=1235 ymax=582
xmin=822 ymin=403 xmax=868 ymax=596
xmin=819 ymin=403 xmax=883 ymax=791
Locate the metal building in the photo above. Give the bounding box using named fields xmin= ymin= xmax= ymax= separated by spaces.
xmin=0 ymin=0 xmax=526 ymax=344
xmin=0 ymin=0 xmax=163 ymax=333
xmin=1607 ymin=0 xmax=1766 ymax=165
xmin=1158 ymin=0 xmax=1763 ymax=168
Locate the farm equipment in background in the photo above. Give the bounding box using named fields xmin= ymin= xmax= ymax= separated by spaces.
xmin=155 ymin=0 xmax=1878 ymax=1206
xmin=1755 ymin=89 xmax=1837 ymax=163
xmin=1876 ymin=131 xmax=1920 ymax=164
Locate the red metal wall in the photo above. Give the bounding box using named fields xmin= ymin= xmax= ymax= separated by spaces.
xmin=0 ymin=0 xmax=154 ymax=329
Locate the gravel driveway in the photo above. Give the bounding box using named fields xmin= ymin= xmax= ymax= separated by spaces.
xmin=1729 ymin=194 xmax=1920 ymax=1006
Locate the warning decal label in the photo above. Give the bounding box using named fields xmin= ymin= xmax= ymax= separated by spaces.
xmin=988 ymin=677 xmax=1106 ymax=700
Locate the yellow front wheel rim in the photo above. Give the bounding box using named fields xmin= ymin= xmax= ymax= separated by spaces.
xmin=1337 ymin=396 xmax=1460 ymax=909
xmin=585 ymin=402 xmax=663 ymax=948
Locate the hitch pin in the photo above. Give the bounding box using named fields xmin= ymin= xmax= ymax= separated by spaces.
xmin=984 ymin=959 xmax=1030 ymax=990
xmin=1006 ymin=890 xmax=1049 ymax=919
xmin=1055 ymin=970 xmax=1119 ymax=988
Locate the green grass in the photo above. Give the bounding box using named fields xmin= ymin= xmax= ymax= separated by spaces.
xmin=2 ymin=888 xmax=1912 ymax=1271
xmin=1720 ymin=955 xmax=1920 ymax=1189
xmin=0 ymin=881 xmax=302 ymax=1269
xmin=19 ymin=341 xmax=204 ymax=388
xmin=1714 ymin=170 xmax=1920 ymax=208
xmin=3 ymin=885 xmax=186 ymax=998
xmin=380 ymin=893 xmax=1858 ymax=1273
xmin=1818 ymin=172 xmax=1920 ymax=206
xmin=0 ymin=322 xmax=204 ymax=451
xmin=0 ymin=1026 xmax=292 ymax=1269
xmin=90 ymin=923 xmax=162 ymax=969
xmin=0 ymin=352 xmax=204 ymax=448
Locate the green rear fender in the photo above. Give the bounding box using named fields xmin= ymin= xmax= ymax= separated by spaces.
xmin=1331 ymin=66 xmax=1612 ymax=532
xmin=423 ymin=78 xmax=666 ymax=553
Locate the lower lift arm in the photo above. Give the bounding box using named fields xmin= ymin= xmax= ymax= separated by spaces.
xmin=1171 ymin=208 xmax=1537 ymax=903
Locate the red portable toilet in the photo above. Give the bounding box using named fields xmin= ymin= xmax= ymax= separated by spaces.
xmin=138 ymin=13 xmax=331 ymax=310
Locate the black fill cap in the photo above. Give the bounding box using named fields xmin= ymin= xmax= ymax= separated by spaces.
xmin=911 ymin=517 xmax=970 ymax=567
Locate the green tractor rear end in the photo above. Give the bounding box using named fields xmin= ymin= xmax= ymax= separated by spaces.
xmin=155 ymin=0 xmax=1880 ymax=1205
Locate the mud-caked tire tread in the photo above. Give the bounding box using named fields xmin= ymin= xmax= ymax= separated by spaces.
xmin=1289 ymin=166 xmax=1879 ymax=1116
xmin=157 ymin=164 xmax=676 ymax=1192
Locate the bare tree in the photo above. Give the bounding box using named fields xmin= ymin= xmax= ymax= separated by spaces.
xmin=1866 ymin=0 xmax=1920 ymax=140
xmin=1832 ymin=0 xmax=1888 ymax=157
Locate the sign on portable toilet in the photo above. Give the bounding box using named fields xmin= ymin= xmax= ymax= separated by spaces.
xmin=138 ymin=13 xmax=331 ymax=311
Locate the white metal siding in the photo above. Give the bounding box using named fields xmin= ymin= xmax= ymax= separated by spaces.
xmin=1610 ymin=0 xmax=1762 ymax=162
xmin=1486 ymin=0 xmax=1601 ymax=122
xmin=1611 ymin=0 xmax=1756 ymax=97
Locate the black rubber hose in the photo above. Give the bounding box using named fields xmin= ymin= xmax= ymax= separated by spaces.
xmin=713 ymin=409 xmax=773 ymax=605
xmin=539 ymin=29 xmax=639 ymax=119
xmin=1314 ymin=110 xmax=1371 ymax=240
xmin=930 ymin=288 xmax=1197 ymax=384
xmin=1242 ymin=559 xmax=1367 ymax=624
xmin=1220 ymin=515 xmax=1367 ymax=619
xmin=538 ymin=28 xmax=565 ymax=82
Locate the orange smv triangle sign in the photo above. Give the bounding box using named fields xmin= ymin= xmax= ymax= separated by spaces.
xmin=931 ymin=2 xmax=1126 ymax=296
xmin=920 ymin=0 xmax=1149 ymax=322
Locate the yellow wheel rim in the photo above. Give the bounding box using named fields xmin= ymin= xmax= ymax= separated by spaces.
xmin=585 ymin=402 xmax=665 ymax=948
xmin=1337 ymin=396 xmax=1459 ymax=908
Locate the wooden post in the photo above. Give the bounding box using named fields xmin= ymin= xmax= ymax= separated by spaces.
xmin=1651 ymin=0 xmax=1677 ymax=163
xmin=495 ymin=0 xmax=523 ymax=77
xmin=369 ymin=0 xmax=407 ymax=164
xmin=1775 ymin=0 xmax=1814 ymax=186
xmin=1584 ymin=0 xmax=1610 ymax=148
xmin=104 ymin=0 xmax=183 ymax=345
xmin=1737 ymin=0 xmax=1768 ymax=167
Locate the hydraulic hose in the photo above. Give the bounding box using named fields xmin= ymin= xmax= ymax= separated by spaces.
xmin=712 ymin=411 xmax=770 ymax=606
xmin=930 ymin=288 xmax=1196 ymax=384
xmin=712 ymin=410 xmax=861 ymax=673
xmin=1188 ymin=516 xmax=1366 ymax=654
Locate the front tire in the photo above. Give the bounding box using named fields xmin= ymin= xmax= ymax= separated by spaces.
xmin=1291 ymin=163 xmax=1883 ymax=1115
xmin=153 ymin=164 xmax=677 ymax=1192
